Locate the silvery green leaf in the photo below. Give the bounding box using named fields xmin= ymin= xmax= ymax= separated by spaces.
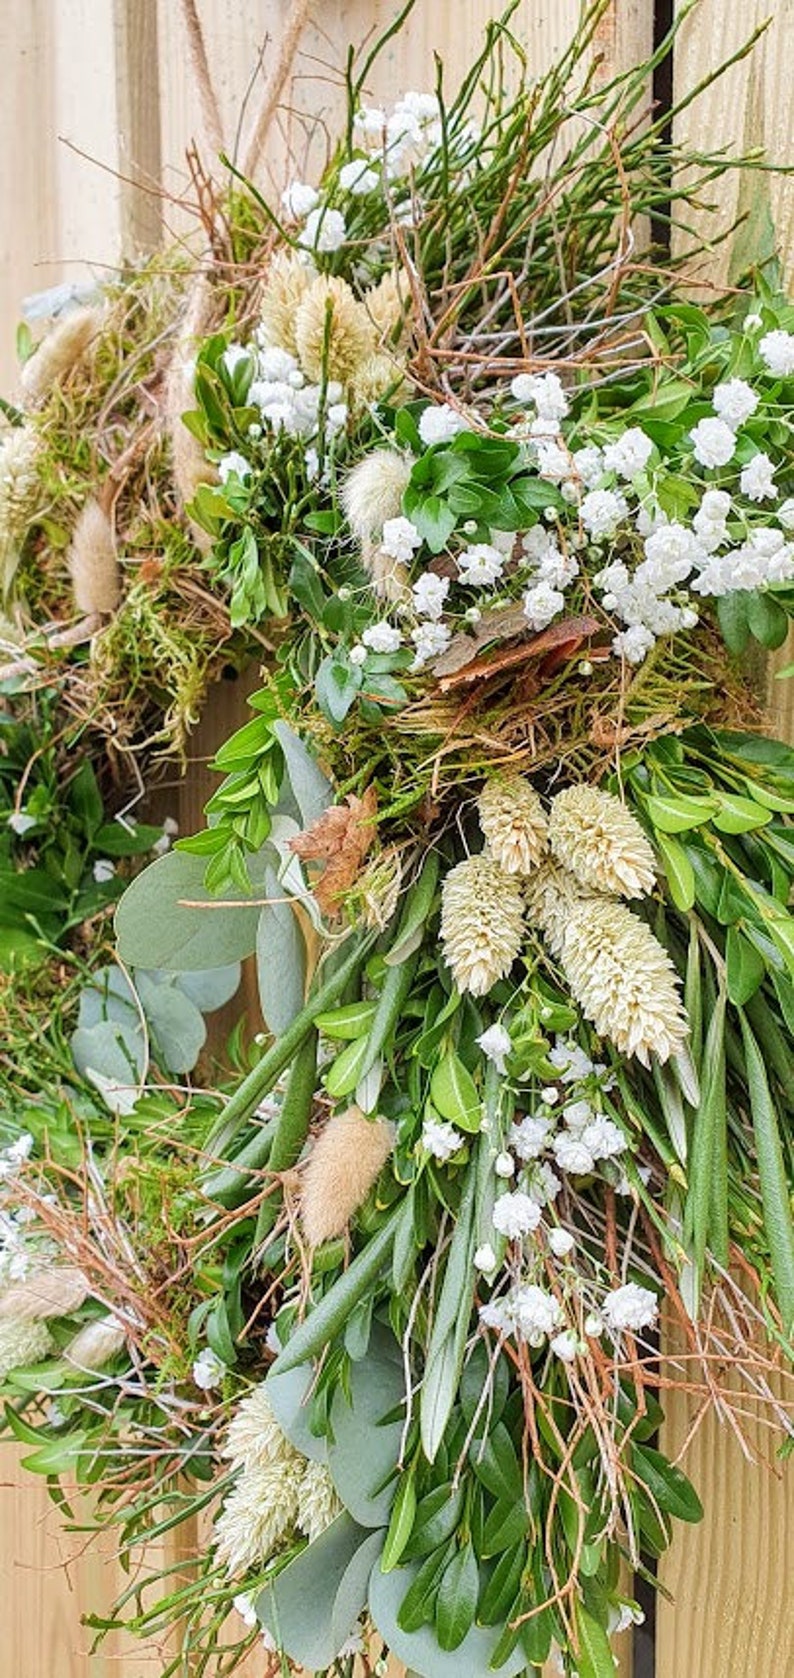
xmin=256 ymin=868 xmax=306 ymax=1035
xmin=327 ymin=1325 xmax=404 ymax=1527
xmin=136 ymin=975 xmax=207 ymax=1075
xmin=171 ymin=964 xmax=241 ymax=1012
xmin=115 ymin=852 xmax=261 ymax=970
xmin=71 ymin=1019 xmax=146 ymax=1112
xmin=672 ymin=1044 xmax=700 ymax=1109
xmin=265 ymin=1362 xmax=327 ymax=1462
xmin=266 ymin=816 xmax=324 ymax=932
xmin=77 ymin=965 xmax=139 ymax=1032
xmin=369 ymin=1560 xmax=527 ymax=1678
xmin=331 ymin=1531 xmax=383 ymax=1655
xmin=273 ymin=720 xmax=333 ymax=827
xmin=256 ymin=1513 xmax=368 ymax=1671
xmin=355 ymin=1056 xmax=384 ymax=1114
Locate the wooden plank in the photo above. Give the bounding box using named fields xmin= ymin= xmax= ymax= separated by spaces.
xmin=672 ymin=0 xmax=794 ymax=286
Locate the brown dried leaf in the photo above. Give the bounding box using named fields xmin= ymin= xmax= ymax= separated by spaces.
xmin=436 ymin=614 xmax=602 ymax=692
xmin=290 ymin=786 xmax=378 ymax=916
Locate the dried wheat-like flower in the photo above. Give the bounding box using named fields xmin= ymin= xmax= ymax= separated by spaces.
xmin=0 ymin=1316 xmax=53 ymax=1381
xmin=351 ymin=351 xmax=405 ymax=408
xmin=341 ymin=450 xmax=412 ymax=546
xmin=0 ymin=425 xmax=42 ymax=596
xmin=561 ymin=895 xmax=687 ymax=1064
xmin=524 ymin=862 xmax=588 ymax=955
xmin=0 ymin=1266 xmax=88 ymax=1322
xmin=440 ymin=854 xmax=526 ymax=995
xmin=222 ymin=1386 xmax=295 ymax=1471
xmin=65 ymin=1314 xmax=126 ymax=1370
xmin=301 ymin=1107 xmax=393 ymax=1247
xmin=477 ymin=777 xmax=549 ymax=876
xmin=364 ymin=270 xmax=407 ymax=345
xmin=297 ymin=1459 xmax=340 ymax=1540
xmin=20 ymin=305 xmax=104 ymax=405
xmin=214 ymin=1458 xmax=303 ymax=1575
xmin=260 ymin=254 xmax=313 ymax=355
xmin=67 ymin=498 xmax=121 ymax=615
xmin=294 ymin=275 xmax=375 ymax=384
xmin=549 ymin=784 xmax=656 ymax=898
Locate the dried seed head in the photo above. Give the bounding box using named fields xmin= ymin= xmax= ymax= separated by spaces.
xmin=259 ymin=253 xmax=313 ymax=355
xmin=440 ymin=853 xmax=526 ymax=996
xmin=560 ymin=894 xmax=686 ymax=1064
xmin=294 ymin=275 xmax=375 ymax=384
xmin=351 ymin=351 xmax=405 ymax=408
xmin=548 ymin=784 xmax=656 ymax=897
xmin=20 ymin=305 xmax=104 ymax=405
xmin=64 ymin=1314 xmax=126 ymax=1370
xmin=67 ymin=498 xmax=121 ymax=615
xmin=300 ymin=1106 xmax=393 ymax=1246
xmin=0 ymin=1266 xmax=88 ymax=1322
xmin=341 ymin=449 xmax=412 ymax=546
xmin=364 ymin=269 xmax=408 ymax=344
xmin=477 ymin=776 xmax=549 ymax=876
xmin=0 ymin=1316 xmax=53 ymax=1381
xmin=0 ymin=425 xmax=42 ymax=596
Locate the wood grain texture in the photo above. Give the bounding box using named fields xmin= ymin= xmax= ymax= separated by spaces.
xmin=672 ymin=0 xmax=794 ymax=286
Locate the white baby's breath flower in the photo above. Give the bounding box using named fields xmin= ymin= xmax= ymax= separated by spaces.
xmin=218 ymin=451 xmax=252 ymax=483
xmin=689 ymin=416 xmax=735 ymax=468
xmin=349 ymin=644 xmax=368 ymax=667
xmin=758 ymin=328 xmax=794 ymax=377
xmin=580 ymin=487 xmax=628 ymax=538
xmin=523 ymin=580 xmax=564 ymax=630
xmin=613 ymin=624 xmax=655 ymax=664
xmin=550 ymin=1330 xmax=579 ymax=1362
xmin=382 ymin=515 xmax=422 ymax=562
xmin=281 ymin=180 xmax=320 ymax=219
xmin=601 ymin=1281 xmax=658 ymax=1334
xmin=552 ymin=1133 xmax=595 ymax=1174
xmin=418 ymin=403 xmax=467 ymax=445
xmin=602 ymin=427 xmax=653 ymax=479
xmin=456 ymin=543 xmax=505 ymax=586
xmin=476 ymin=1023 xmax=512 ymax=1073
xmin=410 ymin=621 xmax=451 ymax=668
xmin=422 ymin=1117 xmax=464 ymax=1161
xmin=511 ymin=1284 xmax=563 ymax=1342
xmin=712 ymin=377 xmax=758 ymax=428
xmin=299 ymin=206 xmax=347 ymax=253
xmin=509 ymin=1114 xmax=552 ymax=1161
xmin=339 ymin=159 xmax=379 ymax=194
xmin=361 ymin=621 xmax=402 ymax=653
xmin=192 ymin=1347 xmax=226 ymax=1390
xmin=740 ymin=452 xmax=777 ymax=502
xmin=548 ymin=1227 xmax=575 ymax=1257
xmin=474 ymin=1242 xmax=497 ymax=1273
xmin=411 ymin=571 xmax=449 ymax=619
xmin=92 ymin=858 xmax=115 ymax=884
xmin=492 ymin=1191 xmax=542 ymax=1239
xmin=494 ymin=1151 xmax=516 ymax=1178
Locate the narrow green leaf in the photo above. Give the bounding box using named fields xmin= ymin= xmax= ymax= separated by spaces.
xmin=739 ymin=1015 xmax=794 ymax=1337
xmin=574 ymin=1601 xmax=618 ymax=1678
xmin=430 ymin=1050 xmax=482 ymax=1132
xmin=435 ymin=1544 xmax=479 ymax=1651
xmin=268 ymin=1204 xmax=402 ymax=1376
xmin=381 ymin=1471 xmax=417 ymax=1572
xmin=656 ymin=831 xmax=696 ymax=911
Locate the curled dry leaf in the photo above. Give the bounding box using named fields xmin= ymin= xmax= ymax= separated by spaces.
xmin=432 ymin=611 xmax=602 ymax=687
xmin=289 ymin=785 xmax=378 ymax=917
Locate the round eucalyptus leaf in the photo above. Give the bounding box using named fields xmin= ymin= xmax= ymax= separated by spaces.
xmin=369 ymin=1560 xmax=528 ymax=1678
xmin=77 ymin=964 xmax=139 ymax=1031
xmin=327 ymin=1325 xmax=405 ymax=1527
xmin=255 ymin=1511 xmax=367 ymax=1671
xmin=331 ymin=1529 xmax=384 ymax=1654
xmin=256 ymin=870 xmax=307 ymax=1036
xmin=71 ymin=1019 xmax=146 ymax=1113
xmin=115 ymin=851 xmax=261 ymax=970
xmin=265 ymin=1362 xmax=328 ymax=1462
xmin=172 ymin=963 xmax=242 ymax=1012
xmin=135 ymin=975 xmax=207 ymax=1074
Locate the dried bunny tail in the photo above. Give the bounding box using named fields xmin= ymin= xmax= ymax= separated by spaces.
xmin=0 ymin=1266 xmax=89 ymax=1322
xmin=64 ymin=1314 xmax=127 ymax=1371
xmin=0 ymin=425 xmax=42 ymax=597
xmin=477 ymin=776 xmax=549 ymax=876
xmin=440 ymin=853 xmax=526 ymax=996
xmin=260 ymin=253 xmax=313 ymax=356
xmin=67 ymin=497 xmax=121 ymax=615
xmin=20 ymin=305 xmax=104 ymax=405
xmin=300 ymin=1107 xmax=393 ymax=1247
xmin=341 ymin=449 xmax=413 ymax=545
xmin=548 ymin=783 xmax=656 ymax=898
xmin=294 ymin=275 xmax=375 ymax=384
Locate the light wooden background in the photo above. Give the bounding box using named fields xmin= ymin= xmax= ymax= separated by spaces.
xmin=0 ymin=2 xmax=793 ymax=1674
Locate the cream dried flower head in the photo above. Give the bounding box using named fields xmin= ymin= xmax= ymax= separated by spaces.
xmin=260 ymin=254 xmax=313 ymax=356
xmin=0 ymin=425 xmax=41 ymax=597
xmin=67 ymin=498 xmax=121 ymax=615
xmin=301 ymin=1107 xmax=393 ymax=1247
xmin=364 ymin=270 xmax=408 ymax=345
xmin=525 ymin=862 xmax=591 ymax=956
xmin=477 ymin=777 xmax=549 ymax=876
xmin=214 ymin=1458 xmax=302 ymax=1575
xmin=341 ymin=448 xmax=412 ymax=543
xmin=222 ymin=1385 xmax=295 ymax=1471
xmin=558 ymin=895 xmax=687 ymax=1065
xmin=294 ymin=275 xmax=375 ymax=384
xmin=20 ymin=305 xmax=104 ymax=406
xmin=65 ymin=1314 xmax=126 ymax=1370
xmin=440 ymin=854 xmax=526 ymax=996
xmin=549 ymin=785 xmax=656 ymax=898
xmin=297 ymin=1459 xmax=340 ymax=1540
xmin=351 ymin=351 xmax=406 ymax=408
xmin=0 ymin=1315 xmax=54 ymax=1382
xmin=0 ymin=1266 xmax=88 ymax=1322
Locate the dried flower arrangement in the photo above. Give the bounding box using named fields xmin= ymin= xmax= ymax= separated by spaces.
xmin=0 ymin=5 xmax=792 ymax=1677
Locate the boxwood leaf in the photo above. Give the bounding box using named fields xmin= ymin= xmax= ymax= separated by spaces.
xmin=430 ymin=1051 xmax=482 ymax=1131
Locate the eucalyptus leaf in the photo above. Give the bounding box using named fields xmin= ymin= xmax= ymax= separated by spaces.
xmin=170 ymin=964 xmax=241 ymax=1011
xmin=369 ymin=1560 xmax=527 ymax=1678
xmin=256 ymin=868 xmax=306 ymax=1034
xmin=115 ymin=851 xmax=261 ymax=970
xmin=272 ymin=720 xmax=333 ymax=827
xmin=327 ymin=1325 xmax=404 ymax=1526
xmin=256 ymin=1512 xmax=369 ymax=1671
xmin=135 ymin=975 xmax=207 ymax=1074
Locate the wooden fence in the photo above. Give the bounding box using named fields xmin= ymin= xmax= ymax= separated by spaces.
xmin=0 ymin=1 xmax=792 ymax=1673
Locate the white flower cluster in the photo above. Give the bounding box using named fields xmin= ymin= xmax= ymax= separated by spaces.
xmin=219 ymin=339 xmax=347 ymax=468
